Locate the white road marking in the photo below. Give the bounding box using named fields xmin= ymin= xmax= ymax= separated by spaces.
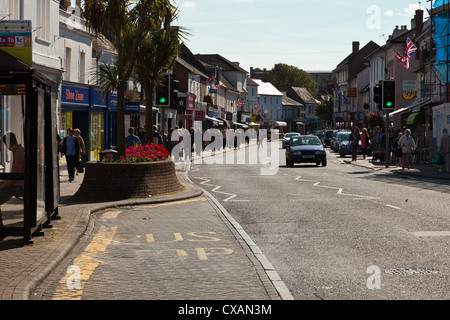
xmin=386 ymin=205 xmax=402 ymax=210
xmin=295 ymin=176 xmax=380 ymax=200
xmin=410 ymin=231 xmax=450 ymax=237
xmin=195 ymin=178 xmax=250 ymax=202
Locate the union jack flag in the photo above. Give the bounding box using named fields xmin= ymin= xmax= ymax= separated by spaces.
xmin=209 ymin=73 xmax=216 ymax=81
xmin=394 ymin=38 xmax=417 ymax=69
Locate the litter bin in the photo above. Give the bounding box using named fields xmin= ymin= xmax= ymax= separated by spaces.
xmin=99 ymin=149 xmax=118 ymax=161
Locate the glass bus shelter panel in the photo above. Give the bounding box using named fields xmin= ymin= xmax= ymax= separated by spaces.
xmin=0 ymin=92 xmax=26 ymax=228
xmin=36 ymin=88 xmax=46 ymax=224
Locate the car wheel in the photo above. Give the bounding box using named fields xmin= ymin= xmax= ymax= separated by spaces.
xmin=316 ymin=161 xmax=321 ymax=166
xmin=322 ymin=160 xmax=327 ymax=167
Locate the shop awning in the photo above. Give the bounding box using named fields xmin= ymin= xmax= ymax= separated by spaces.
xmin=206 ymin=115 xmax=223 ymax=126
xmin=406 ymin=112 xmax=424 ymax=125
xmin=274 ymin=121 xmax=287 ymax=127
xmin=218 ymin=117 xmax=230 ymax=128
xmin=248 ymin=122 xmax=261 ymax=127
xmin=233 ymin=122 xmax=249 ymax=129
xmin=296 ymin=122 xmax=305 ymax=125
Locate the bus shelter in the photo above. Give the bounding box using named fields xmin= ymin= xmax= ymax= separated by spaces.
xmin=0 ymin=50 xmax=59 ymax=244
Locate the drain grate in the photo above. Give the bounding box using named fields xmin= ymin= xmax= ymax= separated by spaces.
xmin=385 ymin=268 xmax=440 ymax=275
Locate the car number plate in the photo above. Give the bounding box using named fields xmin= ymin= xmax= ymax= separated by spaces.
xmin=303 ymin=155 xmax=315 ymax=159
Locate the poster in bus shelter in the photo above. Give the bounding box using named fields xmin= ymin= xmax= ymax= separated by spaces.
xmin=0 ymin=20 xmax=32 ymax=66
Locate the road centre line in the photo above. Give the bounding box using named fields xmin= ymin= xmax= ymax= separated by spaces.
xmin=295 ymin=176 xmax=380 ymax=200
xmin=195 ymin=177 xmax=250 ymax=202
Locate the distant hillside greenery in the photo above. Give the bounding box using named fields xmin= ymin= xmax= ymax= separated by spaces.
xmin=269 ymin=63 xmax=318 ymax=97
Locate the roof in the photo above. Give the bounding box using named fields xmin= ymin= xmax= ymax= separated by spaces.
xmin=195 ymin=54 xmax=248 ymax=74
xmin=175 ymin=56 xmax=210 ymax=79
xmin=288 ymin=87 xmax=318 ymax=104
xmin=281 ymin=92 xmax=304 ymax=107
xmin=247 ymin=77 xmax=259 ymax=86
xmin=252 ymin=79 xmax=283 ymax=96
xmin=333 ymin=41 xmax=380 ymax=79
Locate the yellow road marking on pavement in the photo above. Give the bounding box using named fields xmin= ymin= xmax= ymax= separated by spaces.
xmin=51 ymin=226 xmax=117 ymax=300
xmin=139 ymin=197 xmax=208 ymax=209
xmin=101 ymin=210 xmax=123 ymax=220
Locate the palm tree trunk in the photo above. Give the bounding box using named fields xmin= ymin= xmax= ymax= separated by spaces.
xmin=144 ymin=83 xmax=155 ymax=145
xmin=117 ymin=83 xmax=127 ymax=156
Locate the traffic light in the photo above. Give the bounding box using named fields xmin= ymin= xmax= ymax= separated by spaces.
xmin=170 ymin=76 xmax=179 ymax=108
xmin=155 ymin=74 xmax=170 ymax=107
xmin=373 ymin=83 xmax=382 ymax=104
xmin=382 ymin=80 xmax=396 ymax=110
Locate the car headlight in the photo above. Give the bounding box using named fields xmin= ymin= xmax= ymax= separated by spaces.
xmin=292 ymin=151 xmax=302 ymax=155
xmin=316 ymin=150 xmax=326 ymax=154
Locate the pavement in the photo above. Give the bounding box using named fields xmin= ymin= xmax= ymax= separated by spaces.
xmin=0 ymin=144 xmax=448 ymax=301
xmin=0 ymin=155 xmax=291 ymax=301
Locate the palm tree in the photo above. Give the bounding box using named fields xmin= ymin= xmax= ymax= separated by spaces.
xmin=134 ymin=2 xmax=187 ymax=145
xmin=84 ymin=0 xmax=160 ymax=156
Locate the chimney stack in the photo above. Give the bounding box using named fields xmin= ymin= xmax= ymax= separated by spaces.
xmin=415 ymin=9 xmax=424 ymax=35
xmin=352 ymin=41 xmax=360 ymax=53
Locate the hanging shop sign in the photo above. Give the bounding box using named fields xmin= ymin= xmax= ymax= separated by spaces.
xmin=402 ymin=80 xmax=417 ymax=100
xmin=0 ymin=20 xmax=32 ymax=66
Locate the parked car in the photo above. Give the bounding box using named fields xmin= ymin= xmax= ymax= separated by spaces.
xmin=282 ymin=132 xmax=301 ymax=148
xmin=338 ymin=133 xmax=373 ymax=157
xmin=331 ymin=131 xmax=350 ymax=152
xmin=324 ymin=130 xmax=336 ymax=147
xmin=285 ymin=135 xmax=327 ymax=167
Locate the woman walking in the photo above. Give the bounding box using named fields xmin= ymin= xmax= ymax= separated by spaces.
xmin=349 ymin=126 xmax=361 ymax=161
xmin=398 ymin=129 xmax=416 ymax=170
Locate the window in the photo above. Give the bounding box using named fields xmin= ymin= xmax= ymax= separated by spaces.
xmin=65 ymin=47 xmax=71 ymax=81
xmin=8 ymin=0 xmax=20 ymax=19
xmin=36 ymin=0 xmax=50 ymax=42
xmin=80 ymin=51 xmax=86 ymax=83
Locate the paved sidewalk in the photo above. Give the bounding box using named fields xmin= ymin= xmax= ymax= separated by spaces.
xmin=0 ymin=161 xmax=290 ymax=300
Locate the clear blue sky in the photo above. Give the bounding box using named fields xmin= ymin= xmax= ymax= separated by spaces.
xmin=174 ymin=0 xmax=429 ymax=72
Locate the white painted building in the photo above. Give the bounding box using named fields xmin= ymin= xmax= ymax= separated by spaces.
xmin=252 ymin=79 xmax=283 ymax=121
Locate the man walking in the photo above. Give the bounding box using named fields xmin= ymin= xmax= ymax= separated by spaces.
xmin=62 ymin=128 xmax=80 ymax=182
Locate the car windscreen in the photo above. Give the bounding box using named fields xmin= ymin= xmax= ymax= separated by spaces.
xmin=291 ymin=137 xmax=322 ymax=146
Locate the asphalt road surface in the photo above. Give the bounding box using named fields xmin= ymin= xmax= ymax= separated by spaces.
xmin=188 ymin=142 xmax=450 ymax=300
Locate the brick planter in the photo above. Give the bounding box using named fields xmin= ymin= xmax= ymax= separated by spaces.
xmin=71 ymin=159 xmax=184 ymax=202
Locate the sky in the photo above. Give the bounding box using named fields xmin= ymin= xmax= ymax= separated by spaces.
xmin=174 ymin=0 xmax=430 ymax=73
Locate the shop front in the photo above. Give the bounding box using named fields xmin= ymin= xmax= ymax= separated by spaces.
xmin=60 ymin=81 xmax=92 ymax=161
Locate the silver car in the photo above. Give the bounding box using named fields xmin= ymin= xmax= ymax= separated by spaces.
xmin=282 ymin=132 xmax=301 ymax=148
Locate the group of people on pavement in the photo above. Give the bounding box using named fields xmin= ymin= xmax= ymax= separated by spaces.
xmin=338 ymin=125 xmax=449 ymax=173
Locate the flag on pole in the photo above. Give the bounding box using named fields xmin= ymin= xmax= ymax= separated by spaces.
xmin=394 ymin=38 xmax=417 ymax=69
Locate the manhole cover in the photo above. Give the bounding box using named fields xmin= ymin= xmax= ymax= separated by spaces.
xmin=385 ymin=268 xmax=440 ymax=275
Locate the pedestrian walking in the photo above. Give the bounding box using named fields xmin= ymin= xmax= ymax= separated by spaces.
xmin=138 ymin=126 xmax=146 ymax=145
xmin=73 ymin=129 xmax=85 ymax=175
xmin=349 ymin=126 xmax=360 ymax=161
xmin=398 ymin=129 xmax=416 ymax=170
xmin=438 ymin=128 xmax=449 ymax=173
xmin=152 ymin=126 xmax=163 ymax=146
xmin=62 ymin=128 xmax=80 ymax=182
xmin=126 ymin=127 xmax=141 ymax=149
xmin=360 ymin=128 xmax=370 ymax=159
xmin=394 ymin=132 xmax=403 ymax=167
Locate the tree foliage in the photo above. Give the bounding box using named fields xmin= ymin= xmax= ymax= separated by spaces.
xmin=315 ymin=96 xmax=334 ymax=121
xmin=269 ymin=63 xmax=318 ymax=97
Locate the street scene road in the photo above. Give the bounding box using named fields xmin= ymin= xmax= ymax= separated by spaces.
xmin=29 ymin=141 xmax=449 ymax=301
xmin=188 ymin=142 xmax=450 ymax=300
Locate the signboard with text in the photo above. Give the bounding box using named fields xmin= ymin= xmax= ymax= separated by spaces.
xmin=0 ymin=20 xmax=32 ymax=66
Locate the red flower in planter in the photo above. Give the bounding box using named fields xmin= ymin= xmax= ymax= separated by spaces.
xmin=103 ymin=144 xmax=170 ymax=163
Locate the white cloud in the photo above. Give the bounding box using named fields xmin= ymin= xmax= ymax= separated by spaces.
xmin=399 ymin=4 xmax=424 ymax=16
xmin=384 ymin=10 xmax=394 ymax=17
xmin=183 ymin=1 xmax=197 ymax=8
